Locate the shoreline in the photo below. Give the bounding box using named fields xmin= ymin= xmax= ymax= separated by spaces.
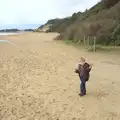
xmin=0 ymin=31 xmax=25 ymax=36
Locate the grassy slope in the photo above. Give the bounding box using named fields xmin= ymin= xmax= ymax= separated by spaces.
xmin=39 ymin=0 xmax=120 ymax=45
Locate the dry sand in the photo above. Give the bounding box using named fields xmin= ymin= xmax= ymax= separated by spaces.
xmin=0 ymin=32 xmax=120 ymax=120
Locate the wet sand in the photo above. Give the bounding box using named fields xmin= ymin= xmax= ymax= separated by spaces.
xmin=0 ymin=32 xmax=120 ymax=120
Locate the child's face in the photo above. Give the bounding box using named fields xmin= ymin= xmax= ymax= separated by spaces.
xmin=79 ymin=58 xmax=85 ymax=64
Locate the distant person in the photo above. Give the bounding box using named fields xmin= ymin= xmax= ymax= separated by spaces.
xmin=75 ymin=57 xmax=93 ymax=96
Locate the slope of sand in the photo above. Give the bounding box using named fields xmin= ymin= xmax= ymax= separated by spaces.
xmin=0 ymin=33 xmax=120 ymax=120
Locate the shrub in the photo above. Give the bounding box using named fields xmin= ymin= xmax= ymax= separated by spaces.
xmin=102 ymin=0 xmax=120 ymax=9
xmin=112 ymin=24 xmax=120 ymax=40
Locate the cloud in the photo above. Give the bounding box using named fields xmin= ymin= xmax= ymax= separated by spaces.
xmin=0 ymin=0 xmax=100 ymax=26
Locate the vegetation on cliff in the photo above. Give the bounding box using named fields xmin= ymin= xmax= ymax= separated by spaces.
xmin=42 ymin=0 xmax=120 ymax=46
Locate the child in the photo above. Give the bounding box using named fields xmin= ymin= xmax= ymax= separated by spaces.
xmin=75 ymin=57 xmax=92 ymax=96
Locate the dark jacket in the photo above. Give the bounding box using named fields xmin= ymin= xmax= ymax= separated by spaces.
xmin=75 ymin=63 xmax=91 ymax=81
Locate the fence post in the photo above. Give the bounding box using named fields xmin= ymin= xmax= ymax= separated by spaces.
xmin=83 ymin=36 xmax=86 ymax=45
xmin=87 ymin=36 xmax=90 ymax=48
xmin=93 ymin=36 xmax=96 ymax=52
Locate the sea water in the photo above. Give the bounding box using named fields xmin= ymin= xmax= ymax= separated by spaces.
xmin=0 ymin=32 xmax=24 ymax=36
xmin=0 ymin=40 xmax=9 ymax=43
xmin=0 ymin=32 xmax=24 ymax=43
xmin=0 ymin=33 xmax=17 ymax=43
xmin=0 ymin=33 xmax=18 ymax=36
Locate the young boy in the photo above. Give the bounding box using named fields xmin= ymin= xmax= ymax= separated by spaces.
xmin=75 ymin=57 xmax=92 ymax=96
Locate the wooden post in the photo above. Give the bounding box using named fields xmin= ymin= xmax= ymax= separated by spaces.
xmin=88 ymin=36 xmax=90 ymax=48
xmin=93 ymin=36 xmax=96 ymax=52
xmin=75 ymin=36 xmax=76 ymax=42
xmin=84 ymin=36 xmax=86 ymax=45
xmin=79 ymin=40 xmax=81 ymax=44
xmin=78 ymin=39 xmax=81 ymax=44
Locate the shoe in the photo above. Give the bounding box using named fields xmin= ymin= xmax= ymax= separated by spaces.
xmin=79 ymin=93 xmax=86 ymax=96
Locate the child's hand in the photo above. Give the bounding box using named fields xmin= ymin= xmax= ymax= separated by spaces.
xmin=74 ymin=69 xmax=79 ymax=73
xmin=89 ymin=63 xmax=93 ymax=68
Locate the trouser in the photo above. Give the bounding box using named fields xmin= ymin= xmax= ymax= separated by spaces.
xmin=80 ymin=76 xmax=86 ymax=94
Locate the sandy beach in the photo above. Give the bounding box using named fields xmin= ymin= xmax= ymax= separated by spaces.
xmin=0 ymin=32 xmax=120 ymax=120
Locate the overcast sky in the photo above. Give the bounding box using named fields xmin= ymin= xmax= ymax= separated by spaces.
xmin=0 ymin=0 xmax=100 ymax=28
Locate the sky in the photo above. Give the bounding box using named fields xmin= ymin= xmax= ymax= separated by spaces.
xmin=0 ymin=0 xmax=100 ymax=29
